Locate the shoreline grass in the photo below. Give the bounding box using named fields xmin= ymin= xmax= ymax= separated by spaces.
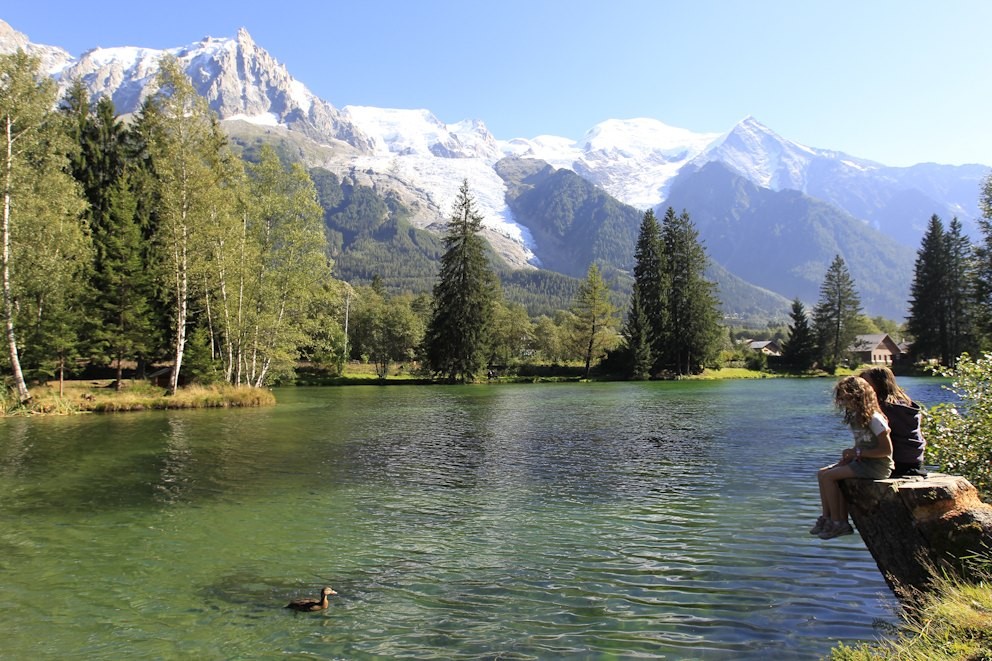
xmin=831 ymin=564 xmax=992 ymax=660
xmin=1 ymin=381 xmax=276 ymax=416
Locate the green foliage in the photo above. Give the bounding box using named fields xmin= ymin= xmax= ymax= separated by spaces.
xmin=62 ymin=90 xmax=156 ymax=383
xmin=908 ymin=215 xmax=976 ymax=365
xmin=569 ymin=263 xmax=620 ymax=378
xmin=660 ymin=207 xmax=723 ymax=375
xmin=781 ymin=298 xmax=818 ymax=370
xmin=424 ymin=181 xmax=500 ymax=382
xmin=505 ymin=165 xmax=641 ymax=278
xmin=1 ymin=50 xmax=90 ymax=401
xmin=622 ymin=287 xmax=652 ymax=379
xmin=489 ymin=301 xmax=535 ymax=368
xmin=830 ymin=563 xmax=992 ymax=660
xmin=971 ymin=174 xmax=992 ymax=347
xmin=349 ymin=288 xmax=424 ymax=378
xmin=632 ymin=210 xmax=667 ymax=374
xmin=182 ymin=326 xmax=221 ymax=385
xmin=923 ymin=352 xmax=992 ymax=496
xmin=813 ymin=254 xmax=863 ymax=370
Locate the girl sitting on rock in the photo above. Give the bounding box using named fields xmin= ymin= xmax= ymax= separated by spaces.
xmin=811 ymin=375 xmax=894 ymax=540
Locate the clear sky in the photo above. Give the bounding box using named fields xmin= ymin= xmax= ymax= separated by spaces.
xmin=5 ymin=1 xmax=991 ymax=166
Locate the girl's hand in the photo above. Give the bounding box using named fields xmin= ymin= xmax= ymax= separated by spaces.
xmin=841 ymin=448 xmax=856 ymax=464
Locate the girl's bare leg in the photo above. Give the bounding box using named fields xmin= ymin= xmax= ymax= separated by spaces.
xmin=818 ymin=464 xmax=856 ymax=521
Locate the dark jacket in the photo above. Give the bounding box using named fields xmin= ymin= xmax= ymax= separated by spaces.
xmin=881 ymin=399 xmax=925 ymax=465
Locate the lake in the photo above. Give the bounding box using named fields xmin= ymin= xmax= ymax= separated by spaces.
xmin=0 ymin=377 xmax=954 ymax=659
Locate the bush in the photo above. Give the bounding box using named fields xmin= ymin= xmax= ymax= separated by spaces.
xmin=923 ymin=352 xmax=992 ymax=497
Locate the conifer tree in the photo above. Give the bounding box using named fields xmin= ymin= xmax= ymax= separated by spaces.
xmin=812 ymin=254 xmax=862 ymax=370
xmin=660 ymin=207 xmax=721 ymax=375
xmin=424 ymin=180 xmax=499 ymax=382
xmin=945 ymin=218 xmax=976 ymax=361
xmin=781 ymin=298 xmax=817 ymax=370
xmin=569 ymin=263 xmax=619 ymax=379
xmin=909 ymin=215 xmax=976 ymax=365
xmin=627 ymin=209 xmax=666 ymax=375
xmin=973 ymin=173 xmax=992 ymax=346
xmin=62 ymin=87 xmax=155 ymax=389
xmin=907 ymin=215 xmax=950 ymax=363
xmin=622 ymin=287 xmax=652 ymax=379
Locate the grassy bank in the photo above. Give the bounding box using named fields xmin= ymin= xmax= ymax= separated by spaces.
xmin=1 ymin=380 xmax=276 ymax=416
xmin=831 ymin=565 xmax=992 ymax=660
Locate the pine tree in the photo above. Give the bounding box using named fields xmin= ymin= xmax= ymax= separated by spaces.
xmin=660 ymin=207 xmax=722 ymax=375
xmin=630 ymin=209 xmax=666 ymax=373
xmin=62 ymin=88 xmax=155 ymax=389
xmin=909 ymin=215 xmax=976 ymax=365
xmin=622 ymin=286 xmax=652 ymax=379
xmin=945 ymin=218 xmax=976 ymax=361
xmin=907 ymin=215 xmax=947 ymax=362
xmin=781 ymin=298 xmax=817 ymax=370
xmin=812 ymin=255 xmax=862 ymax=370
xmin=973 ymin=173 xmax=992 ymax=346
xmin=569 ymin=263 xmax=619 ymax=379
xmin=424 ymin=180 xmax=499 ymax=383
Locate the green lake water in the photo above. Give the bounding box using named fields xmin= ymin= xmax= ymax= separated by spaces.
xmin=0 ymin=378 xmax=954 ymax=659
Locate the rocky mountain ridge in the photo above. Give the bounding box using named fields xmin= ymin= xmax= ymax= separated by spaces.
xmin=3 ymin=19 xmax=987 ymax=319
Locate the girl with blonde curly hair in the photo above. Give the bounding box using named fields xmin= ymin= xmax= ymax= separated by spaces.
xmin=811 ymin=375 xmax=894 ymax=540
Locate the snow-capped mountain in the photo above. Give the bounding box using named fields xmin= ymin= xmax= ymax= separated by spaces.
xmin=503 ymin=117 xmax=721 ymax=211
xmin=3 ymin=19 xmax=988 ymax=317
xmin=0 ymin=19 xmax=72 ymax=75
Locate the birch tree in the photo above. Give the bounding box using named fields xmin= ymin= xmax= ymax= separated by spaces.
xmin=140 ymin=57 xmax=228 ymax=394
xmin=240 ymin=146 xmax=328 ymax=386
xmin=1 ymin=51 xmax=87 ymax=402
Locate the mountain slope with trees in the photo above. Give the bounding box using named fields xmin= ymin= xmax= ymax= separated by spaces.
xmin=664 ymin=161 xmax=916 ymax=319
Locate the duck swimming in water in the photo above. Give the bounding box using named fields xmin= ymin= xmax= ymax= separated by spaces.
xmin=285 ymin=586 xmax=337 ymax=612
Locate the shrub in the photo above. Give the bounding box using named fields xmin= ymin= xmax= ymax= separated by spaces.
xmin=923 ymin=352 xmax=992 ymax=497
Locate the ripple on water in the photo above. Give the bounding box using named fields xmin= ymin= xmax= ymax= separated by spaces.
xmin=0 ymin=380 xmax=933 ymax=659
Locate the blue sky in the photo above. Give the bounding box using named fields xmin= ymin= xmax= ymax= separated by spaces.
xmin=5 ymin=1 xmax=991 ymax=167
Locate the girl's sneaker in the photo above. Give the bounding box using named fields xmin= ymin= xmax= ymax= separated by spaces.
xmin=819 ymin=520 xmax=854 ymax=540
xmin=809 ymin=516 xmax=828 ymax=535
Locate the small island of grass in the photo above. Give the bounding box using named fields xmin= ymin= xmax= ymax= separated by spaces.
xmin=2 ymin=380 xmax=275 ymax=416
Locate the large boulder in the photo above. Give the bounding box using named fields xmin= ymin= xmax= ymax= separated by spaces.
xmin=841 ymin=473 xmax=992 ymax=597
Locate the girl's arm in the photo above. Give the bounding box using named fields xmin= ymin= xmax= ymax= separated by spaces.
xmin=860 ymin=428 xmax=893 ymax=460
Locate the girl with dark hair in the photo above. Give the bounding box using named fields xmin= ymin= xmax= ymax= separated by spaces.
xmin=859 ymin=366 xmax=927 ymax=477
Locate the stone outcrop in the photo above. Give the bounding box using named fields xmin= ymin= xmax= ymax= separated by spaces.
xmin=841 ymin=473 xmax=992 ymax=598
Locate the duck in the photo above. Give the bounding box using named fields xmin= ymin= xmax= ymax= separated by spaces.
xmin=285 ymin=586 xmax=337 ymax=612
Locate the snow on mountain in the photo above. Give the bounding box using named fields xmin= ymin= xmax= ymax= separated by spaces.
xmin=343 ymin=106 xmax=501 ymax=160
xmin=501 ymin=118 xmax=721 ymax=210
xmin=693 ymin=115 xmax=881 ymax=190
xmin=0 ymin=21 xmax=375 ymax=153
xmin=0 ymin=18 xmax=72 ymax=74
xmin=343 ymin=105 xmax=536 ymax=262
xmin=3 ymin=18 xmax=985 ymax=272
